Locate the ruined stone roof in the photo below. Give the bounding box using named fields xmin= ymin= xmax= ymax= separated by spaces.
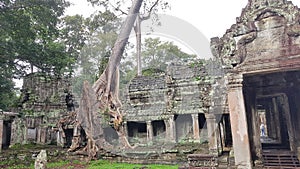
xmin=211 ymin=0 xmax=300 ymax=74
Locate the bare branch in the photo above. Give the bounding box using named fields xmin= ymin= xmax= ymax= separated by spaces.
xmin=140 ymin=0 xmax=160 ymax=21
xmin=108 ymin=1 xmax=128 ymax=15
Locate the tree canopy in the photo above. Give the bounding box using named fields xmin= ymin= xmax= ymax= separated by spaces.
xmin=142 ymin=37 xmax=197 ymax=73
xmin=0 ymin=0 xmax=73 ymax=76
xmin=0 ymin=0 xmax=89 ymax=110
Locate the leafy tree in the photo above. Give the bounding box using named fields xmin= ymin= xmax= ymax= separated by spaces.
xmin=0 ymin=0 xmax=74 ymax=76
xmin=0 ymin=64 xmax=17 ymax=111
xmin=87 ymin=0 xmax=170 ymax=76
xmin=141 ymin=37 xmax=197 ymax=72
xmin=0 ymin=0 xmax=89 ymax=110
xmin=71 ymin=11 xmax=121 ymax=97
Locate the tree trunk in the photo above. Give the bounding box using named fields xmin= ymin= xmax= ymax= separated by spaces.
xmin=93 ymin=0 xmax=143 ymax=147
xmin=135 ymin=15 xmax=142 ymax=76
xmin=72 ymin=0 xmax=143 ymax=158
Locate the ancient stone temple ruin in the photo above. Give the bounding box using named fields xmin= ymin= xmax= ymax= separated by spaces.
xmin=122 ymin=62 xmax=228 ymax=153
xmin=8 ymin=73 xmax=75 ymax=147
xmin=210 ymin=0 xmax=300 ymax=168
xmin=1 ymin=0 xmax=300 ymax=168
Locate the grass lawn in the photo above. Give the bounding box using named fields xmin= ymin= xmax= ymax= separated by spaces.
xmin=0 ymin=159 xmax=179 ymax=169
xmin=88 ymin=160 xmax=179 ymax=169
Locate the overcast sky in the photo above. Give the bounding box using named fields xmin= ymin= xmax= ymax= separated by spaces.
xmin=66 ymin=0 xmax=300 ymax=58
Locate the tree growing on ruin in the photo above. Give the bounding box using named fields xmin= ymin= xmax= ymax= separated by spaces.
xmin=70 ymin=0 xmax=144 ymax=157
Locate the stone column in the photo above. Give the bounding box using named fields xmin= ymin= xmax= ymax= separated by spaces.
xmin=146 ymin=121 xmax=153 ymax=143
xmin=192 ymin=114 xmax=200 ymax=142
xmin=272 ymin=98 xmax=281 ymax=140
xmin=281 ymin=94 xmax=296 ymax=152
xmin=123 ymin=121 xmax=128 ymax=139
xmin=228 ymin=75 xmax=252 ymax=169
xmin=0 ymin=119 xmax=3 ymax=152
xmin=205 ymin=114 xmax=218 ymax=155
xmin=165 ymin=115 xmax=176 ymax=142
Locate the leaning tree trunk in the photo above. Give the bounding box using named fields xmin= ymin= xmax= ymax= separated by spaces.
xmin=73 ymin=0 xmax=143 ymax=158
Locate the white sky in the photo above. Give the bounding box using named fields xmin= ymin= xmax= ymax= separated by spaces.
xmin=67 ymin=0 xmax=300 ymax=58
xmin=66 ymin=0 xmax=300 ymax=37
xmin=14 ymin=0 xmax=300 ymax=88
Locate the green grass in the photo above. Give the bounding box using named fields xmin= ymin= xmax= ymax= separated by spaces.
xmin=88 ymin=160 xmax=178 ymax=169
xmin=47 ymin=160 xmax=70 ymax=168
xmin=0 ymin=158 xmax=178 ymax=169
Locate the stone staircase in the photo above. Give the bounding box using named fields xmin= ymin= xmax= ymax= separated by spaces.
xmin=263 ymin=150 xmax=300 ymax=168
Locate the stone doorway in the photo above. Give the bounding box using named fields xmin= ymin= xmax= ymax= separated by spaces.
xmin=175 ymin=114 xmax=193 ymax=142
xmin=64 ymin=129 xmax=73 ymax=148
xmin=243 ymin=70 xmax=300 ymax=162
xmin=152 ymin=120 xmax=166 ymax=143
xmin=256 ymin=95 xmax=291 ymax=149
xmin=2 ymin=121 xmax=12 ymax=149
xmin=127 ymin=122 xmax=147 ymax=144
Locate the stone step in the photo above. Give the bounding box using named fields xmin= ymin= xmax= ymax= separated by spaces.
xmin=263 ymin=150 xmax=300 ymax=168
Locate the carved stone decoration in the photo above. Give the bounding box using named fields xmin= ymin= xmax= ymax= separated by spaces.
xmin=287 ymin=23 xmax=300 ymax=37
xmin=241 ymin=0 xmax=299 ymax=23
xmin=210 ymin=37 xmax=223 ymax=59
xmin=210 ymin=0 xmax=300 ymax=68
xmin=236 ymin=32 xmax=257 ymax=64
xmin=287 ymin=14 xmax=300 ymax=37
xmin=220 ymin=34 xmax=237 ymax=66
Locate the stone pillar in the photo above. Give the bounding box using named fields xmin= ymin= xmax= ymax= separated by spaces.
xmin=192 ymin=114 xmax=200 ymax=142
xmin=281 ymin=94 xmax=296 ymax=152
xmin=123 ymin=121 xmax=128 ymax=139
xmin=0 ymin=119 xmax=3 ymax=152
xmin=205 ymin=114 xmax=218 ymax=155
xmin=228 ymin=75 xmax=252 ymax=169
xmin=272 ymin=98 xmax=281 ymax=141
xmin=165 ymin=115 xmax=176 ymax=142
xmin=146 ymin=121 xmax=153 ymax=143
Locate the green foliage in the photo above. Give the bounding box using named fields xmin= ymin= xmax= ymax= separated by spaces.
xmin=142 ymin=68 xmax=164 ymax=77
xmin=0 ymin=74 xmax=18 ymax=111
xmin=0 ymin=0 xmax=75 ymax=76
xmin=0 ymin=0 xmax=89 ymax=110
xmin=71 ymin=11 xmax=122 ymax=97
xmin=142 ymin=38 xmax=197 ymax=71
xmin=189 ymin=59 xmax=206 ymax=68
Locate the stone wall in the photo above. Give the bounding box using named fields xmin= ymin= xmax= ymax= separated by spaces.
xmin=123 ymin=63 xmax=224 ymax=145
xmin=125 ymin=75 xmax=166 ymax=122
xmin=210 ymin=0 xmax=300 ymax=167
xmin=125 ymin=63 xmax=212 ymax=121
xmin=10 ymin=73 xmax=74 ymax=145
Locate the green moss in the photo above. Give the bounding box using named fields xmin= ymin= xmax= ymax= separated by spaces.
xmin=142 ymin=68 xmax=164 ymax=77
xmin=189 ymin=59 xmax=206 ymax=68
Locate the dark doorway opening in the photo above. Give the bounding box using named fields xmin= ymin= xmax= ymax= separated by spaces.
xmin=64 ymin=129 xmax=73 ymax=148
xmin=2 ymin=121 xmax=12 ymax=149
xmin=175 ymin=114 xmax=193 ymax=142
xmin=152 ymin=120 xmax=166 ymax=142
xmin=127 ymin=121 xmax=147 ymax=144
xmin=243 ymin=70 xmax=300 ymax=163
xmin=256 ymin=96 xmax=290 ymax=149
